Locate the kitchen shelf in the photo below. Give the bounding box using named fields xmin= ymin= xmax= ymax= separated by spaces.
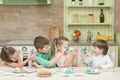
xmin=68 ymin=5 xmax=111 ymax=8
xmin=64 ymin=0 xmax=114 ymax=41
xmin=68 ymin=23 xmax=111 ymax=26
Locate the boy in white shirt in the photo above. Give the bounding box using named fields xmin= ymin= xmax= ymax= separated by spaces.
xmin=82 ymin=40 xmax=114 ymax=69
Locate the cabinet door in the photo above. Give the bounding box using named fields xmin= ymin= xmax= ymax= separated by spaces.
xmin=107 ymin=46 xmax=118 ymax=67
xmin=3 ymin=0 xmax=51 ymax=5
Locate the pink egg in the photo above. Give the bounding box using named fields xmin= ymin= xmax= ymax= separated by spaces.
xmin=32 ymin=54 xmax=36 ymax=57
xmin=21 ymin=67 xmax=26 ymax=72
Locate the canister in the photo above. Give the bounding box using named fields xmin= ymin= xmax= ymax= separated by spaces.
xmin=88 ymin=14 xmax=94 ymax=23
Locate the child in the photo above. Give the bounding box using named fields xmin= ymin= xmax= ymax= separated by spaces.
xmin=82 ymin=39 xmax=114 ymax=69
xmin=52 ymin=36 xmax=78 ymax=67
xmin=0 ymin=46 xmax=35 ymax=68
xmin=32 ymin=36 xmax=64 ymax=68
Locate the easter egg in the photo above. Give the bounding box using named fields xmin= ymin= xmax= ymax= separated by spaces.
xmin=63 ymin=68 xmax=73 ymax=73
xmin=86 ymin=68 xmax=91 ymax=72
xmin=91 ymin=69 xmax=94 ymax=72
xmin=81 ymin=46 xmax=86 ymax=51
xmin=94 ymin=69 xmax=99 ymax=73
xmin=21 ymin=67 xmax=26 ymax=72
xmin=31 ymin=54 xmax=36 ymax=57
xmin=15 ymin=67 xmax=20 ymax=72
xmin=65 ymin=45 xmax=69 ymax=51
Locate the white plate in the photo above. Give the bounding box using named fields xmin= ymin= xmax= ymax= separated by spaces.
xmin=37 ymin=74 xmax=52 ymax=77
xmin=86 ymin=72 xmax=100 ymax=74
xmin=2 ymin=72 xmax=13 ymax=76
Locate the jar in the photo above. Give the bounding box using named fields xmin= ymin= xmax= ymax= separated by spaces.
xmin=73 ymin=13 xmax=79 ymax=23
xmin=88 ymin=14 xmax=94 ymax=23
xmin=88 ymin=0 xmax=93 ymax=6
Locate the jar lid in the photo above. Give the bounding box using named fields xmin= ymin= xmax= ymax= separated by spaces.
xmin=88 ymin=14 xmax=93 ymax=16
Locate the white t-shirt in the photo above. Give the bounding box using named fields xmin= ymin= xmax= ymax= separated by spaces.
xmin=82 ymin=54 xmax=114 ymax=69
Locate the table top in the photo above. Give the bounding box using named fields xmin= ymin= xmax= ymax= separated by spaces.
xmin=0 ymin=67 xmax=120 ymax=80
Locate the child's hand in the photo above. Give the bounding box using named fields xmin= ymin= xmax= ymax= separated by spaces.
xmin=28 ymin=54 xmax=36 ymax=60
xmin=32 ymin=62 xmax=44 ymax=68
xmin=72 ymin=49 xmax=78 ymax=56
xmin=83 ymin=50 xmax=87 ymax=55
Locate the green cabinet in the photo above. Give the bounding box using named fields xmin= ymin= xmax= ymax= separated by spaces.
xmin=3 ymin=0 xmax=51 ymax=5
xmin=72 ymin=45 xmax=118 ymax=67
xmin=64 ymin=0 xmax=114 ymax=41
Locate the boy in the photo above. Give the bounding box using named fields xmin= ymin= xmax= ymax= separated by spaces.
xmin=32 ymin=36 xmax=63 ymax=68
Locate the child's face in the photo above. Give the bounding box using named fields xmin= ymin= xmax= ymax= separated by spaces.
xmin=38 ymin=44 xmax=49 ymax=53
xmin=59 ymin=41 xmax=69 ymax=51
xmin=93 ymin=46 xmax=103 ymax=55
xmin=10 ymin=51 xmax=19 ymax=62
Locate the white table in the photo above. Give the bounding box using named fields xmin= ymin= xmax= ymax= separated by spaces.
xmin=0 ymin=67 xmax=120 ymax=80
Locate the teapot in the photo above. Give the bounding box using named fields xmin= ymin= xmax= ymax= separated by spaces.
xmin=87 ymin=31 xmax=93 ymax=43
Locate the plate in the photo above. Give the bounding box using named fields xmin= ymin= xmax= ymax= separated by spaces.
xmin=86 ymin=72 xmax=100 ymax=74
xmin=37 ymin=74 xmax=52 ymax=77
xmin=2 ymin=72 xmax=13 ymax=76
xmin=13 ymin=71 xmax=26 ymax=73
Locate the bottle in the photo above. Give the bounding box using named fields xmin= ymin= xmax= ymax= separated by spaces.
xmin=88 ymin=0 xmax=93 ymax=6
xmin=99 ymin=9 xmax=104 ymax=23
xmin=71 ymin=0 xmax=75 ymax=5
xmin=79 ymin=0 xmax=82 ymax=5
xmin=98 ymin=0 xmax=104 ymax=5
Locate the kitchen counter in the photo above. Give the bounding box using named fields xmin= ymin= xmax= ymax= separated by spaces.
xmin=0 ymin=40 xmax=10 ymax=46
xmin=0 ymin=67 xmax=120 ymax=80
xmin=7 ymin=40 xmax=34 ymax=46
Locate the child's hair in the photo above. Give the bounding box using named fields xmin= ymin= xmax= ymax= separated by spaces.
xmin=0 ymin=46 xmax=16 ymax=62
xmin=34 ymin=36 xmax=49 ymax=50
xmin=93 ymin=39 xmax=108 ymax=55
xmin=51 ymin=36 xmax=69 ymax=57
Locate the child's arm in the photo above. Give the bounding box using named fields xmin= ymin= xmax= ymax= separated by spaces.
xmin=32 ymin=62 xmax=44 ymax=68
xmin=63 ymin=54 xmax=74 ymax=67
xmin=71 ymin=49 xmax=78 ymax=67
xmin=34 ymin=53 xmax=64 ymax=68
xmin=5 ymin=56 xmax=35 ymax=68
xmin=96 ymin=56 xmax=114 ymax=69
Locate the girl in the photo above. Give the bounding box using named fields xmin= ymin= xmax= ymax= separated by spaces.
xmin=82 ymin=40 xmax=114 ymax=69
xmin=0 ymin=46 xmax=35 ymax=68
xmin=51 ymin=36 xmax=78 ymax=67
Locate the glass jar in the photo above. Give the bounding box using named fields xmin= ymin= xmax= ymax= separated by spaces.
xmin=88 ymin=14 xmax=94 ymax=23
xmin=73 ymin=13 xmax=79 ymax=23
xmin=88 ymin=0 xmax=93 ymax=6
xmin=98 ymin=0 xmax=104 ymax=5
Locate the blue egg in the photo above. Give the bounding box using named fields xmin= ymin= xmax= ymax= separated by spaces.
xmin=65 ymin=45 xmax=69 ymax=51
xmin=81 ymin=46 xmax=86 ymax=51
xmin=86 ymin=68 xmax=91 ymax=72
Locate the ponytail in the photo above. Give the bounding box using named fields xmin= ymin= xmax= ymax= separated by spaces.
xmin=1 ymin=46 xmax=8 ymax=61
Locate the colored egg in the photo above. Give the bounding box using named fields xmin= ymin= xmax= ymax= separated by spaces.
xmin=15 ymin=67 xmax=20 ymax=72
xmin=21 ymin=67 xmax=26 ymax=72
xmin=81 ymin=46 xmax=86 ymax=51
xmin=94 ymin=69 xmax=99 ymax=73
xmin=65 ymin=45 xmax=69 ymax=51
xmin=86 ymin=68 xmax=91 ymax=72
